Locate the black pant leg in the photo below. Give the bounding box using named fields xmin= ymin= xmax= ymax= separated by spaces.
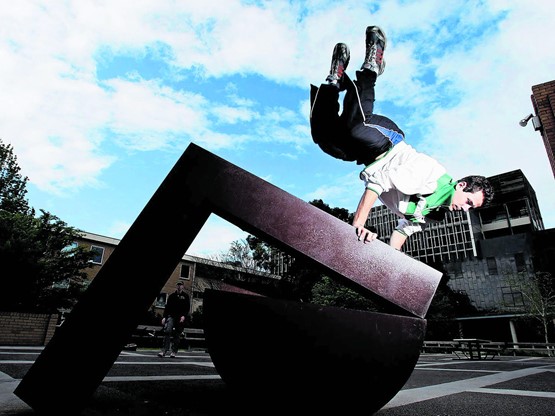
xmin=343 ymin=69 xmax=405 ymax=165
xmin=310 ymin=84 xmax=357 ymax=162
xmin=341 ymin=70 xmax=376 ymax=129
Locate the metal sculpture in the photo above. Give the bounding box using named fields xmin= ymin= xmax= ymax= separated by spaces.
xmin=15 ymin=143 xmax=441 ymax=414
xmin=203 ymin=289 xmax=426 ymax=414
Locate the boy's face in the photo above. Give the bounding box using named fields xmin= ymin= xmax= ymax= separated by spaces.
xmin=449 ymin=181 xmax=484 ymax=212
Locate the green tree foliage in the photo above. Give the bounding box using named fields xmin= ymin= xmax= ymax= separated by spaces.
xmin=310 ymin=276 xmax=379 ymax=311
xmin=0 ymin=209 xmax=94 ymax=312
xmin=0 ymin=140 xmax=94 ymax=312
xmin=310 ymin=199 xmax=352 ymax=223
xmin=0 ymin=139 xmax=32 ymax=215
xmin=246 ymin=234 xmax=275 ymax=272
xmin=221 ymin=239 xmax=259 ymax=270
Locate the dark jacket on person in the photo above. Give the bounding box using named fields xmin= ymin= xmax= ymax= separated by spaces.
xmin=164 ymin=290 xmax=190 ymax=319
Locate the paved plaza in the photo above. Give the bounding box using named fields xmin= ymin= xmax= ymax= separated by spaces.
xmin=1 ymin=346 xmax=554 ymax=415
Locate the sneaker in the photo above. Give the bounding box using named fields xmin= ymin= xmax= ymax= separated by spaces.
xmin=157 ymin=351 xmax=165 ymax=358
xmin=326 ymin=43 xmax=350 ymax=90
xmin=170 ymin=353 xmax=176 ymax=358
xmin=361 ymin=26 xmax=386 ymax=75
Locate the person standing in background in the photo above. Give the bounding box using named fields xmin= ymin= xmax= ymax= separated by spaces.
xmin=158 ymin=281 xmax=190 ymax=358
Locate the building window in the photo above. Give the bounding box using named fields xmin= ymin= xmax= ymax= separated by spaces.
xmin=486 ymin=257 xmax=498 ymax=275
xmin=62 ymin=242 xmax=78 ymax=255
xmin=90 ymin=245 xmax=104 ymax=264
xmin=501 ymin=287 xmax=524 ymax=307
xmin=155 ymin=293 xmax=167 ymax=307
xmin=453 ymin=260 xmax=463 ymax=276
xmin=52 ymin=279 xmax=70 ymax=289
xmin=514 ymin=253 xmax=526 ymax=272
xmin=180 ymin=264 xmax=190 ymax=280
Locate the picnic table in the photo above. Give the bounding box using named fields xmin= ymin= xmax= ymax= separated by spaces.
xmin=452 ymin=338 xmax=491 ymax=360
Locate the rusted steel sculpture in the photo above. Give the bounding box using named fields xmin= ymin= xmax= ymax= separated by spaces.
xmin=15 ymin=143 xmax=441 ymax=414
xmin=203 ymin=289 xmax=426 ymax=414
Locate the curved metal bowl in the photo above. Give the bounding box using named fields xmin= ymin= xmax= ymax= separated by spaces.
xmin=203 ymin=289 xmax=426 ymax=414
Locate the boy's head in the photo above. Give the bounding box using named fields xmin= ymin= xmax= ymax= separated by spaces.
xmin=450 ymin=175 xmax=494 ymax=212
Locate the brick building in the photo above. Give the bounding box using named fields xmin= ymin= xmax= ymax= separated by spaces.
xmin=76 ymin=232 xmax=281 ymax=319
xmin=530 ymin=79 xmax=555 ymax=178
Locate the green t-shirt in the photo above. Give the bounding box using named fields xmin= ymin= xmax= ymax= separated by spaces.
xmin=403 ymin=173 xmax=455 ymax=223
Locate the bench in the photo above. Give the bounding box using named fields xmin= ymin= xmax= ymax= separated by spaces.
xmin=480 ymin=341 xmax=508 ymax=358
xmin=423 ymin=340 xmax=495 ymax=360
xmin=182 ymin=328 xmax=206 ymax=351
xmin=421 ymin=340 xmax=459 ymax=354
xmin=130 ymin=325 xmax=206 ymax=350
xmin=478 ymin=341 xmax=555 ymax=357
xmin=423 ymin=340 xmax=555 ymax=358
xmin=504 ymin=342 xmax=555 ymax=357
xmin=457 ymin=341 xmax=555 ymax=358
xmin=136 ymin=324 xmax=163 ymax=337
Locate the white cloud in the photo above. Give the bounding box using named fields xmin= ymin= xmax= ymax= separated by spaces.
xmin=1 ymin=0 xmax=554 ymax=259
xmin=212 ymin=104 xmax=258 ymax=124
xmin=186 ymin=214 xmax=249 ymax=257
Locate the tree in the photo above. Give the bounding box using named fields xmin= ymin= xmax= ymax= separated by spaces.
xmin=0 ymin=209 xmax=94 ymax=311
xmin=507 ymin=271 xmax=555 ymax=347
xmin=0 ymin=140 xmax=94 ymax=312
xmin=0 ymin=139 xmax=32 ymax=215
xmin=220 ymin=239 xmax=260 ymax=270
xmin=207 ymin=237 xmax=275 ymax=272
xmin=310 ymin=199 xmax=352 ymax=223
xmin=310 ymin=276 xmax=379 ymax=311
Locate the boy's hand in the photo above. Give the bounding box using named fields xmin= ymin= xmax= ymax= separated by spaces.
xmin=355 ymin=225 xmax=378 ymax=243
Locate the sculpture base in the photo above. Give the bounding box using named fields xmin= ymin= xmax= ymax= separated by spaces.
xmin=203 ymin=289 xmax=426 ymax=414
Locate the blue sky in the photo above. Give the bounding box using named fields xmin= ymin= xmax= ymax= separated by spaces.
xmin=2 ymin=0 xmax=555 ymax=258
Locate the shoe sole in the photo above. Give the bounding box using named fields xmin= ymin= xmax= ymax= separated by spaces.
xmin=326 ymin=43 xmax=351 ymax=85
xmin=366 ymin=26 xmax=387 ymax=50
xmin=333 ymin=43 xmax=350 ymax=68
xmin=364 ymin=26 xmax=387 ymax=74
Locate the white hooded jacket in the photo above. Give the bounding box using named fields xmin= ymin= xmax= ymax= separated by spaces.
xmin=360 ymin=141 xmax=451 ymax=236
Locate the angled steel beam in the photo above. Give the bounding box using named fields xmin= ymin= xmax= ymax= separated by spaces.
xmin=15 ymin=143 xmax=441 ymax=413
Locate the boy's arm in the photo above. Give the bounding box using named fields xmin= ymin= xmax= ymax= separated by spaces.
xmin=352 ymin=189 xmax=379 ymax=243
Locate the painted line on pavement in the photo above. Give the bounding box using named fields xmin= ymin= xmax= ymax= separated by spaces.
xmin=383 ymin=365 xmax=555 ymax=408
xmin=103 ymin=374 xmax=221 ymax=382
xmin=467 ymin=387 xmax=555 ymax=399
